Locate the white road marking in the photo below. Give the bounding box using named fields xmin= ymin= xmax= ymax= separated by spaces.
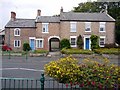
xmin=0 ymin=68 xmax=44 ymax=72
xmin=0 ymin=68 xmax=19 ymax=70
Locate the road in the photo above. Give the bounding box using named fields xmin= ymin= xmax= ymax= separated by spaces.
xmin=1 ymin=55 xmax=119 ymax=88
xmin=1 ymin=55 xmax=119 ymax=79
xmin=1 ymin=56 xmax=61 ymax=79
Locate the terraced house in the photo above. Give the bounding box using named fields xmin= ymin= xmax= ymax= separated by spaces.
xmin=5 ymin=8 xmax=115 ymax=51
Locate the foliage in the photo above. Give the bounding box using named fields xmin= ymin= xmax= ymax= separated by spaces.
xmin=104 ymin=43 xmax=116 ymax=48
xmin=94 ymin=48 xmax=119 ymax=55
xmin=61 ymin=48 xmax=93 ymax=54
xmin=44 ymin=56 xmax=119 ymax=88
xmin=90 ymin=35 xmax=99 ymax=50
xmin=34 ymin=50 xmax=48 ymax=53
xmin=23 ymin=43 xmax=31 ymax=51
xmin=73 ymin=1 xmax=120 ymax=45
xmin=77 ymin=35 xmax=83 ymax=49
xmin=60 ymin=39 xmax=70 ymax=49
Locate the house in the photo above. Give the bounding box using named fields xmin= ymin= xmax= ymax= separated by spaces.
xmin=5 ymin=8 xmax=115 ymax=51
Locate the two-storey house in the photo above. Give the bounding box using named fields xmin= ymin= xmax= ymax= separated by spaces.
xmin=5 ymin=8 xmax=115 ymax=51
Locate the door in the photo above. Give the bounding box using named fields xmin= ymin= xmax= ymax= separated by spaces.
xmin=85 ymin=38 xmax=90 ymax=50
xmin=30 ymin=39 xmax=35 ymax=50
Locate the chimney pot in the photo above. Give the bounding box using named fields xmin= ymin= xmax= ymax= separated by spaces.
xmin=11 ymin=12 xmax=16 ymax=21
xmin=37 ymin=9 xmax=41 ymax=16
xmin=60 ymin=7 xmax=63 ymax=13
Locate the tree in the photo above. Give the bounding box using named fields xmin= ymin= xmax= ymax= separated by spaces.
xmin=77 ymin=35 xmax=83 ymax=49
xmin=60 ymin=39 xmax=70 ymax=49
xmin=23 ymin=43 xmax=31 ymax=51
xmin=73 ymin=1 xmax=120 ymax=45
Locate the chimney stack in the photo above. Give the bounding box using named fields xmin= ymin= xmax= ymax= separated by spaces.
xmin=37 ymin=9 xmax=41 ymax=16
xmin=60 ymin=7 xmax=63 ymax=13
xmin=11 ymin=12 xmax=16 ymax=21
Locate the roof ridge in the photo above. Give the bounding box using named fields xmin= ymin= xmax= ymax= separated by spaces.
xmin=16 ymin=18 xmax=35 ymax=20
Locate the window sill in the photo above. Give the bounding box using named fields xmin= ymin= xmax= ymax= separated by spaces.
xmin=42 ymin=32 xmax=49 ymax=34
xmin=85 ymin=31 xmax=91 ymax=32
xmin=99 ymin=31 xmax=106 ymax=32
xmin=71 ymin=45 xmax=77 ymax=47
xmin=14 ymin=35 xmax=20 ymax=36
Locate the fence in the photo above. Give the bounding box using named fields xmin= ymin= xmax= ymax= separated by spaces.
xmin=1 ymin=74 xmax=71 ymax=89
xmin=1 ymin=74 xmax=119 ymax=90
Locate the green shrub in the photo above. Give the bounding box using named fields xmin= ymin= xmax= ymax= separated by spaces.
xmin=60 ymin=39 xmax=70 ymax=49
xmin=90 ymin=35 xmax=99 ymax=51
xmin=104 ymin=43 xmax=116 ymax=48
xmin=34 ymin=50 xmax=48 ymax=53
xmin=77 ymin=35 xmax=83 ymax=49
xmin=44 ymin=56 xmax=119 ymax=88
xmin=94 ymin=48 xmax=119 ymax=55
xmin=61 ymin=48 xmax=93 ymax=54
xmin=23 ymin=43 xmax=31 ymax=51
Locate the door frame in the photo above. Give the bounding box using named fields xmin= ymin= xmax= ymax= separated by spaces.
xmin=83 ymin=35 xmax=91 ymax=50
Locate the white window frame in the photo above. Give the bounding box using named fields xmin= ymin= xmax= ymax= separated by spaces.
xmin=14 ymin=40 xmax=21 ymax=47
xmin=99 ymin=36 xmax=106 ymax=47
xmin=99 ymin=22 xmax=106 ymax=32
xmin=70 ymin=36 xmax=77 ymax=47
xmin=85 ymin=22 xmax=91 ymax=32
xmin=70 ymin=22 xmax=77 ymax=32
xmin=42 ymin=23 xmax=49 ymax=33
xmin=14 ymin=28 xmax=20 ymax=36
xmin=36 ymin=38 xmax=44 ymax=48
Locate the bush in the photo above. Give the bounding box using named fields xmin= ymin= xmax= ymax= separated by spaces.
xmin=105 ymin=43 xmax=116 ymax=48
xmin=23 ymin=43 xmax=31 ymax=51
xmin=61 ymin=48 xmax=93 ymax=54
xmin=44 ymin=56 xmax=119 ymax=88
xmin=90 ymin=35 xmax=99 ymax=51
xmin=94 ymin=48 xmax=119 ymax=55
xmin=34 ymin=50 xmax=48 ymax=53
xmin=77 ymin=35 xmax=83 ymax=49
xmin=60 ymin=39 xmax=70 ymax=49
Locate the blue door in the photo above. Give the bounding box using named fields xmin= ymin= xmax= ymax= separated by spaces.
xmin=30 ymin=39 xmax=35 ymax=50
xmin=85 ymin=38 xmax=90 ymax=50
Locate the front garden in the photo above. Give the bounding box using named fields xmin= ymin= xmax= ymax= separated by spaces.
xmin=44 ymin=56 xmax=120 ymax=89
xmin=61 ymin=48 xmax=120 ymax=55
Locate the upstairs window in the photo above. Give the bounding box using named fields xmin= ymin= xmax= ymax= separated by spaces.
xmin=99 ymin=22 xmax=106 ymax=32
xmin=14 ymin=28 xmax=20 ymax=36
xmin=70 ymin=36 xmax=77 ymax=47
xmin=42 ymin=23 xmax=49 ymax=33
xmin=70 ymin=22 xmax=77 ymax=32
xmin=85 ymin=22 xmax=91 ymax=32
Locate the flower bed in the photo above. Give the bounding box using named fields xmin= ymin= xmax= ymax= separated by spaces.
xmin=44 ymin=56 xmax=120 ymax=89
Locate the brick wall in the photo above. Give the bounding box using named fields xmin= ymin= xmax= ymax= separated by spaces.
xmin=5 ymin=28 xmax=36 ymax=51
xmin=60 ymin=21 xmax=115 ymax=44
xmin=36 ymin=22 xmax=60 ymax=50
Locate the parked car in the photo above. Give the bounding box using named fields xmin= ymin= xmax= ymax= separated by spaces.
xmin=2 ymin=45 xmax=12 ymax=51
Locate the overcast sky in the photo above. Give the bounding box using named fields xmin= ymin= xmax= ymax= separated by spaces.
xmin=0 ymin=0 xmax=97 ymax=30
